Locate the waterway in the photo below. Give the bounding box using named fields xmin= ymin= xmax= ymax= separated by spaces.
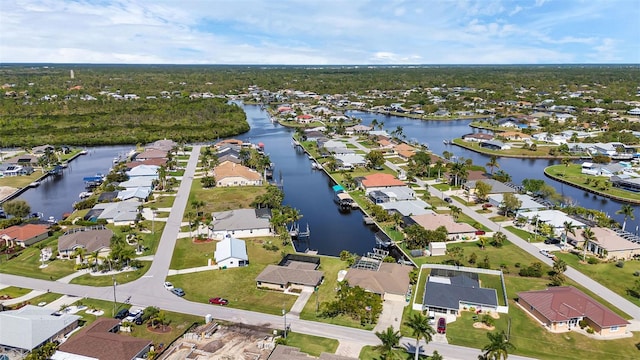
xmin=346 ymin=110 xmax=640 ymax=233
xmin=15 ymin=105 xmax=639 ymax=257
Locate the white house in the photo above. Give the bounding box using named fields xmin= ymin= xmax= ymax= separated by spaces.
xmin=211 ymin=208 xmax=272 ymax=239
xmin=214 ymin=237 xmax=248 ymax=268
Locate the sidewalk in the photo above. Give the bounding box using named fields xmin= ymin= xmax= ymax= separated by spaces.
xmin=167 ymin=264 xmax=219 ymax=276
xmin=288 ymin=287 xmax=314 ymax=318
xmin=1 ymin=289 xmax=46 ymax=305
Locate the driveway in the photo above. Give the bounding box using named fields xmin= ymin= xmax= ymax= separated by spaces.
xmin=374 ymin=299 xmax=406 ymax=332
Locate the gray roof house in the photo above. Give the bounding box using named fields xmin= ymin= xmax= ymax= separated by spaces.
xmin=211 ymin=208 xmax=272 ymax=239
xmin=0 ymin=305 xmax=80 ymax=355
xmin=423 ymin=273 xmax=498 ymax=315
xmin=89 ymin=200 xmax=141 ymax=225
xmin=380 ymin=199 xmax=433 ymax=216
xmin=256 ymin=264 xmax=324 ymax=290
xmin=57 ymin=227 xmax=113 ymax=257
xmin=463 ymin=179 xmax=516 ymax=194
xmin=214 ymin=237 xmax=248 ymax=268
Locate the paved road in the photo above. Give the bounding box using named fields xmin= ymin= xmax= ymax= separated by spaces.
xmin=0 ymin=142 xmax=541 ymax=359
xmin=345 ymin=136 xmax=640 ymax=321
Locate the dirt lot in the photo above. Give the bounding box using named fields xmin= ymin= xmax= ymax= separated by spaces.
xmin=0 ymin=186 xmax=17 ymax=200
xmin=161 ymin=323 xmax=278 ymax=360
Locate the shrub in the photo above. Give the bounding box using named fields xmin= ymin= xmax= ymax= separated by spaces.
xmin=634 ymin=271 xmax=640 ymax=277
xmin=587 ymin=257 xmax=599 ymax=265
xmin=616 ymin=261 xmax=625 ymax=268
xmin=586 ymin=327 xmax=595 ymax=334
xmin=579 ymin=320 xmax=587 ymax=329
xmin=514 ymin=262 xmax=521 ymax=268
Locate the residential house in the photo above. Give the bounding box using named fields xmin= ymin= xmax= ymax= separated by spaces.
xmin=517 ymin=287 xmax=629 ymax=336
xmin=57 ymin=227 xmax=113 ymax=259
xmin=344 ymin=124 xmax=372 ymax=135
xmin=567 ymin=227 xmax=640 ymax=260
xmin=55 ymin=318 xmax=152 ymax=360
xmin=422 ymin=270 xmax=499 ymax=316
xmin=518 ymin=210 xmax=585 ymax=233
xmin=31 ymin=145 xmax=54 ymax=154
xmin=117 ymin=187 xmax=152 ymax=201
xmin=211 ymin=208 xmax=272 ymax=239
xmin=126 ymin=164 xmax=159 ymax=179
xmin=134 ymin=149 xmax=167 ymax=161
xmin=368 ymin=186 xmax=415 ymax=204
xmin=0 ymin=164 xmax=33 ymax=177
xmin=480 ymin=140 xmax=511 ymax=150
xmin=462 ymin=133 xmax=494 ymax=142
xmin=393 ymin=143 xmax=416 ymax=160
xmin=118 ymin=176 xmax=154 ymax=190
xmin=0 ymin=305 xmax=80 ymax=357
xmin=3 ymin=154 xmax=40 ymax=167
xmin=499 ymin=131 xmax=531 ymax=141
xmin=407 ymin=213 xmax=477 ymax=241
xmin=86 ymin=200 xmax=141 ymax=226
xmin=344 ymin=262 xmax=412 ymax=301
xmin=335 ymin=154 xmax=366 ymax=170
xmin=214 ymin=236 xmax=248 ymax=268
xmin=213 ymin=161 xmax=263 ymax=187
xmin=256 ymin=254 xmax=324 ymax=291
xmin=0 ymin=224 xmax=50 ymax=247
xmin=463 ymin=179 xmax=515 ymax=195
xmin=488 ymin=193 xmax=546 ymax=213
xmin=358 ymin=173 xmax=406 ymax=195
xmin=295 ymin=114 xmax=315 ymax=124
xmin=379 ymin=199 xmax=433 ymax=216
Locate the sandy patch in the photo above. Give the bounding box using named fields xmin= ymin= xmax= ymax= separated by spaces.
xmin=473 ymin=322 xmax=495 ymax=331
xmin=490 ymin=312 xmax=500 ymax=319
xmin=0 ymin=186 xmax=17 ymax=200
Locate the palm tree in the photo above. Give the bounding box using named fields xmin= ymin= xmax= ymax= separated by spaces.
xmin=89 ymin=250 xmax=100 ymax=272
xmin=482 ymin=330 xmax=515 ymax=360
xmin=73 ymin=247 xmax=86 ymax=263
xmin=616 ymin=204 xmax=635 ymax=232
xmin=486 ymin=155 xmax=499 ymax=176
xmin=562 ymin=221 xmax=576 ymax=247
xmin=561 ymin=157 xmax=572 ymax=177
xmin=404 ymin=313 xmax=435 ymax=360
xmin=553 ymin=258 xmax=567 ymax=274
xmin=581 ymin=227 xmax=596 ymax=262
xmin=157 ymin=165 xmax=167 ymax=190
xmin=449 ymin=205 xmax=462 ymax=222
xmin=374 ymin=326 xmax=401 ymax=359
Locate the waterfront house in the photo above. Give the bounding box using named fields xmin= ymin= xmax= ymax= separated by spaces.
xmin=57 ymin=227 xmax=113 ymax=259
xmin=335 ymin=154 xmax=366 ymax=170
xmin=519 ymin=210 xmax=585 ymax=233
xmin=566 ymin=227 xmax=640 ymax=260
xmin=126 ymin=164 xmax=159 ymax=178
xmin=480 ymin=140 xmax=511 ymax=151
xmin=611 ymin=175 xmax=640 ymax=192
xmin=31 ymin=144 xmax=55 ymax=154
xmin=0 ymin=164 xmax=33 ymax=177
xmin=211 ymin=208 xmax=272 ymax=239
xmin=422 ymin=271 xmax=498 ymax=316
xmin=462 ymin=133 xmax=494 ymax=142
xmin=345 ymin=124 xmax=372 ymax=135
xmin=517 ymin=287 xmax=629 ymax=336
xmin=256 ymin=254 xmax=324 ymax=291
xmin=55 ymin=318 xmax=152 ymax=360
xmin=87 ymin=200 xmax=141 ymax=226
xmin=344 ymin=262 xmax=412 ymax=301
xmin=463 ymin=179 xmax=515 ymax=195
xmin=134 ymin=148 xmax=167 ymax=161
xmin=407 ymin=213 xmax=477 ymax=241
xmin=118 ymin=176 xmax=154 ymax=190
xmin=358 ymin=173 xmax=406 ymax=195
xmin=0 ymin=305 xmax=80 ymax=357
xmin=379 ymin=199 xmax=433 ymax=216
xmin=213 ymin=161 xmax=262 ymax=187
xmin=368 ymin=186 xmax=415 ymax=204
xmin=146 ymin=139 xmax=177 ymax=152
xmin=214 ymin=236 xmax=248 ymax=268
xmin=3 ymin=154 xmax=39 ymax=167
xmin=117 ymin=187 xmax=152 ymax=201
xmin=488 ymin=193 xmax=546 ymax=213
xmin=0 ymin=223 xmax=50 ymax=247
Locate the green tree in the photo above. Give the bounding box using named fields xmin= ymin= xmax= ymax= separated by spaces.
xmin=616 ymin=204 xmax=635 ymax=232
xmin=499 ymin=193 xmax=521 ymax=218
xmin=581 ymin=227 xmax=597 ymax=262
xmin=482 ymin=330 xmax=515 ymax=360
xmin=486 ymin=155 xmax=499 ymax=176
xmin=374 ymin=326 xmax=402 ymax=359
xmin=562 ymin=221 xmax=576 ymax=247
xmin=492 ymin=232 xmax=507 ymax=248
xmin=365 ymin=150 xmax=385 ymax=169
xmin=475 ymin=181 xmax=492 ymax=202
xmin=449 ymin=205 xmax=462 ymax=222
xmin=446 ymin=246 xmax=465 ymax=266
xmin=3 ymin=199 xmax=31 ymax=218
xmin=405 ymin=312 xmax=435 ymax=360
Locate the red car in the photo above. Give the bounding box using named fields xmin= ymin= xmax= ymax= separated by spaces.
xmin=437 ymin=317 xmax=446 ymax=334
xmin=209 ymin=297 xmax=229 ymax=305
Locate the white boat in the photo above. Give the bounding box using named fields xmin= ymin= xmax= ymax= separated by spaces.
xmin=47 ymin=216 xmax=57 ymax=224
xmin=79 ymin=191 xmax=93 ymax=199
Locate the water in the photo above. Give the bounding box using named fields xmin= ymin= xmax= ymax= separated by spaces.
xmin=347 ymin=110 xmax=640 ymax=232
xmin=17 ymin=106 xmax=639 ymax=256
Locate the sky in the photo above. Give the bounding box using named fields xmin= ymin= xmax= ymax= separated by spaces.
xmin=1 ymin=0 xmax=639 ymax=65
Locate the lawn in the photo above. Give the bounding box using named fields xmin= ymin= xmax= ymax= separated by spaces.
xmin=0 ymin=286 xmax=31 ymax=299
xmin=127 ymin=310 xmax=202 ymax=349
xmin=546 ymin=164 xmax=640 ymax=202
xmin=72 ymin=298 xmax=128 ymax=323
xmin=299 ymin=255 xmax=373 ymax=329
xmin=170 ymin=238 xmax=218 ymax=270
xmin=555 ymin=251 xmax=640 ymax=307
xmin=188 ymin=181 xmax=267 ymax=213
xmin=0 ymin=237 xmax=76 ymax=280
xmin=452 ymin=138 xmax=568 ymax=158
xmin=447 ymin=276 xmax=640 ymax=360
xmin=283 ymin=332 xmax=339 ymax=357
xmin=504 ymin=225 xmax=541 ymax=243
xmin=18 ymin=292 xmax=64 ymax=308
xmin=168 ymin=237 xmax=297 ymax=315
xmin=146 ymin=195 xmax=176 ymax=208
xmin=70 ymin=262 xmax=151 ymax=286
xmin=0 ymin=172 xmax=41 ymax=188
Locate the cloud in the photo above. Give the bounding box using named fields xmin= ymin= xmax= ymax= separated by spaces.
xmin=0 ymin=0 xmax=637 ymax=64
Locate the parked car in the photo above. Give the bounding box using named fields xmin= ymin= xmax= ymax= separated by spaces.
xmin=544 ymin=238 xmax=560 ymax=245
xmin=114 ymin=308 xmax=129 ymax=320
xmin=444 ymin=197 xmax=453 ymax=203
xmin=209 ymin=297 xmax=229 ymax=306
xmin=171 ymin=288 xmax=185 ymax=297
xmin=539 ymin=249 xmax=553 ymax=258
xmin=482 ymin=203 xmax=493 ymax=209
xmin=437 ymin=317 xmax=446 ymax=334
xmin=475 ymin=230 xmax=486 ymax=235
xmin=164 ymin=282 xmax=174 ymax=291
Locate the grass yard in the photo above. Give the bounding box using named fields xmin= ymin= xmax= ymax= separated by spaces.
xmin=477 ymin=273 xmax=507 ymax=306
xmin=70 ymin=262 xmax=151 ymax=286
xmin=146 ymin=195 xmax=176 ymax=208
xmin=298 ymin=255 xmax=375 ymax=329
xmin=555 ymin=252 xmax=640 ymax=307
xmin=452 ymin=138 xmax=567 ymax=158
xmin=189 ymin=181 xmax=267 ymax=213
xmin=0 ymin=172 xmax=41 ymax=188
xmin=0 ymin=286 xmax=31 ymax=299
xmin=504 ymin=225 xmax=540 ymax=243
xmin=0 ymin=237 xmax=76 ymax=280
xmin=127 ymin=310 xmax=202 ymax=348
xmin=72 ymin=298 xmax=128 ymax=323
xmin=546 ymin=164 xmax=640 ymax=202
xmin=18 ymin=292 xmax=64 ymax=308
xmin=168 ymin=237 xmax=297 ymax=315
xmin=283 ymin=332 xmax=339 ymax=357
xmin=488 ymin=215 xmax=510 ymax=222
xmin=447 ymin=275 xmax=640 ymax=360
xmin=170 ymin=238 xmax=218 ymax=270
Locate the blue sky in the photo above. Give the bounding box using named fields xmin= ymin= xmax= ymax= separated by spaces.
xmin=1 ymin=0 xmax=638 ymax=64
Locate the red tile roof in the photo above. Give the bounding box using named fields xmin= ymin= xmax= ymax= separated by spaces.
xmin=361 ymin=173 xmax=405 ymax=188
xmin=0 ymin=224 xmax=49 ymax=241
xmin=518 ymin=286 xmax=628 ymax=328
xmin=59 ymin=318 xmax=151 ymax=360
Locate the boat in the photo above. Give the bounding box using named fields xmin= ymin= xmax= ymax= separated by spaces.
xmin=443 ymin=139 xmax=450 ymax=145
xmin=79 ymin=191 xmax=93 ymax=199
xmin=375 ymin=231 xmax=393 ymax=247
xmin=47 ymin=216 xmax=57 ymax=224
xmin=332 ymin=184 xmax=357 ymax=211
xmin=29 ymin=181 xmax=41 ymax=188
xmin=79 ymin=149 xmax=88 ymax=155
xmin=311 ymin=162 xmax=321 ymax=170
xmin=363 ymin=215 xmax=375 ymax=225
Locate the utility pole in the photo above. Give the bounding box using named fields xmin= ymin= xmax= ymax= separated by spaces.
xmin=112 ymin=275 xmax=117 ymax=317
xmin=282 ymin=305 xmax=287 ymax=339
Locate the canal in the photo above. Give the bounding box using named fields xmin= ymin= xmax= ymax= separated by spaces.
xmin=15 ymin=105 xmax=639 ymax=257
xmin=347 ymin=110 xmax=640 ymax=232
